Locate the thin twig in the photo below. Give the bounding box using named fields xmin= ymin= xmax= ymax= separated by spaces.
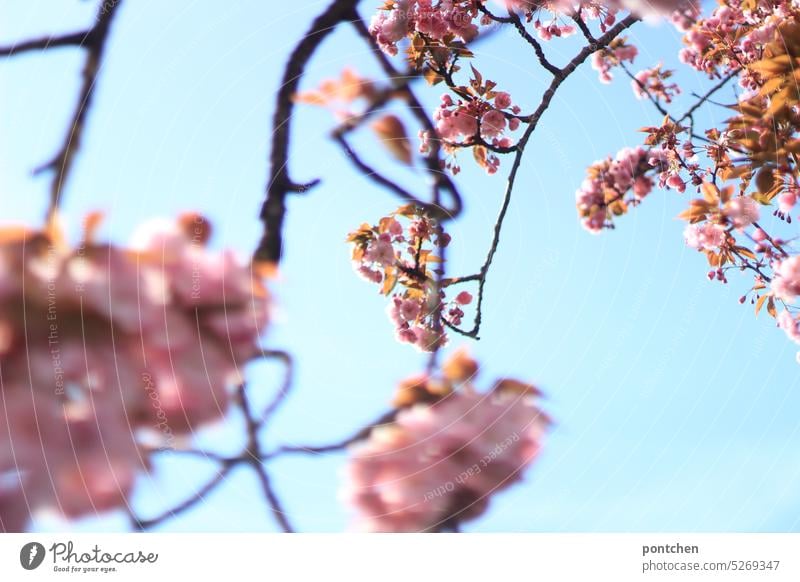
xmin=505 ymin=10 xmax=561 ymax=76
xmin=258 ymin=349 xmax=296 ymax=425
xmin=571 ymin=11 xmax=596 ymax=43
xmin=677 ymin=69 xmax=740 ymax=123
xmin=0 ymin=30 xmax=91 ymax=57
xmin=453 ymin=15 xmax=640 ymax=338
xmin=237 ymin=385 xmax=294 ymax=532
xmin=333 ymin=132 xmax=430 ymax=205
xmin=40 ymin=0 xmax=124 ymax=221
xmin=752 ymin=221 xmax=790 ymax=258
xmin=620 ymin=62 xmax=670 ymax=117
xmin=131 ymin=467 xmax=231 ymax=531
xmin=264 ymin=410 xmax=399 ymax=459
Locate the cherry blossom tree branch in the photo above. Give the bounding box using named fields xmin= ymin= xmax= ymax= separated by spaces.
xmin=0 ymin=30 xmax=91 ymax=57
xmin=32 ymin=0 xmax=124 ymax=222
xmin=476 ymin=4 xmax=560 ymax=75
xmin=752 ymin=221 xmax=790 ymax=258
xmin=255 ymin=0 xmax=359 ymax=265
xmin=619 ymin=61 xmax=671 ymax=117
xmin=571 ymin=12 xmax=596 ymax=43
xmin=258 ymin=349 xmax=296 ymax=425
xmin=504 ymin=10 xmax=561 ymax=76
xmin=677 ymin=69 xmax=740 ymax=123
xmin=449 ymin=14 xmax=640 ymax=339
xmin=238 ymin=384 xmax=294 ymax=532
xmin=131 ymin=466 xmax=232 ymax=531
xmin=135 ymin=351 xmax=297 ymax=532
xmin=264 ymin=410 xmax=399 ymax=459
xmin=475 ymin=2 xmax=516 ymax=24
xmin=333 ymin=132 xmax=432 ymax=206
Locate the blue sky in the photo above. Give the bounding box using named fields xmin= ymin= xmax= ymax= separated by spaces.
xmin=1 ymin=0 xmax=800 ymax=532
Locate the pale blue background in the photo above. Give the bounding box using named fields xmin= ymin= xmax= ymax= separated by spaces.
xmin=1 ymin=0 xmax=799 ymax=532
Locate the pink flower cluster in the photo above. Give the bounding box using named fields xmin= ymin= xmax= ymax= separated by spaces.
xmin=369 ymin=0 xmax=480 ymax=56
xmin=632 ymin=64 xmax=681 ymax=104
xmin=778 ymin=309 xmax=800 ymax=345
xmin=504 ymin=0 xmax=691 ymax=25
xmin=432 ymin=90 xmax=521 ymax=175
xmin=722 ymin=196 xmax=760 ymax=229
xmin=772 ymin=256 xmax=800 ymax=303
xmin=645 ymin=144 xmax=694 ymax=193
xmin=342 ymin=351 xmax=550 ymax=532
xmin=612 ymin=0 xmax=695 ymax=22
xmin=679 ymin=0 xmax=784 ymax=83
xmin=778 ymin=190 xmax=798 ymax=218
xmin=388 ymin=290 xmax=472 ymax=348
xmin=533 ymin=18 xmax=576 ymax=41
xmin=683 ymin=222 xmax=725 ymax=251
xmin=348 ymin=206 xmax=471 ymax=352
xmin=576 ymin=146 xmax=654 ymax=232
xmin=0 ymin=215 xmax=269 ymax=531
xmin=591 ymin=39 xmax=638 ymax=84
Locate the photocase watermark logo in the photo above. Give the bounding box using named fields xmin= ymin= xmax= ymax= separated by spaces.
xmin=16 ymin=540 xmax=158 ymax=574
xmin=20 ymin=542 xmax=46 ymax=570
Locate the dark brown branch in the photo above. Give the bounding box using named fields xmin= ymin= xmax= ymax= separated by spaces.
xmin=145 ymin=446 xmax=230 ymax=465
xmin=521 ymin=15 xmax=640 ymax=125
xmin=265 ymin=410 xmax=398 ymax=458
xmin=258 ymin=349 xmax=296 ymax=425
xmin=0 ymin=30 xmax=90 ymax=57
xmin=505 ymin=10 xmax=561 ymax=76
xmin=571 ymin=12 xmax=596 ymax=43
xmin=475 ymin=3 xmax=515 ymax=24
xmin=477 ymin=0 xmax=560 ymax=75
xmin=677 ymin=69 xmax=740 ymax=123
xmin=255 ymin=0 xmax=359 ymax=265
xmin=752 ymin=221 xmax=789 ymax=258
xmin=39 ymin=0 xmax=124 ymax=221
xmin=256 ymin=4 xmax=508 ymax=265
xmin=237 ymin=385 xmax=294 ymax=532
xmin=131 ymin=467 xmax=231 ymax=531
xmin=333 ymin=132 xmax=430 ymax=206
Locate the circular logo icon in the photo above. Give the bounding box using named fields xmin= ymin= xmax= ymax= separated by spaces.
xmin=20 ymin=542 xmax=46 ymax=570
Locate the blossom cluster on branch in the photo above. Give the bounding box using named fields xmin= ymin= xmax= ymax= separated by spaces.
xmin=0 ymin=214 xmax=269 ymax=531
xmin=347 ymin=205 xmax=472 ymax=351
xmin=342 ymin=350 xmax=549 ymax=532
xmin=575 ymin=1 xmax=800 ymax=359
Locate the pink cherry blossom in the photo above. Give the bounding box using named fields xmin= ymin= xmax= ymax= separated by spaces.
xmin=632 ymin=64 xmax=681 ymax=103
xmin=723 ymin=196 xmax=760 ymax=229
xmin=679 ymin=0 xmax=782 ymax=82
xmin=342 ymin=358 xmax=550 ymax=532
xmin=0 ymin=215 xmax=269 ymax=530
xmin=576 ymin=146 xmax=654 ymax=232
xmin=772 ymin=256 xmax=800 ymax=302
xmin=591 ymin=41 xmax=638 ymax=84
xmin=349 ymin=206 xmax=459 ymax=352
xmin=494 ymin=91 xmax=512 ymax=110
xmin=369 ymin=0 xmax=479 ymax=56
xmin=480 ymin=109 xmax=507 ymax=139
xmin=777 ymin=310 xmax=800 ymax=344
xmin=683 ymin=222 xmax=726 ymax=250
xmin=779 ymin=190 xmax=797 ymax=215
